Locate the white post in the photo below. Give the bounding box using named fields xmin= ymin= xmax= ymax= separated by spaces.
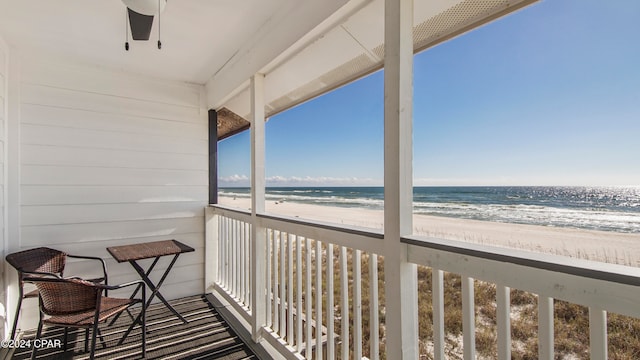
xmin=462 ymin=276 xmax=476 ymax=360
xmin=383 ymin=0 xmax=418 ymax=358
xmin=204 ymin=207 xmax=219 ymax=292
xmin=6 ymin=45 xmax=21 ymax=339
xmin=432 ymin=269 xmax=445 ymax=360
xmin=538 ymin=296 xmax=554 ymax=360
xmin=327 ymin=244 xmax=335 ymax=360
xmin=250 ymin=73 xmax=267 ymax=342
xmin=589 ymin=307 xmax=607 ymax=359
xmin=354 ymin=250 xmax=362 ymax=359
xmin=369 ymin=253 xmax=379 ymax=360
xmin=496 ymin=285 xmax=511 ymax=360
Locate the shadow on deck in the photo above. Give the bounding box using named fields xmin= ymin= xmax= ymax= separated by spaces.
xmin=10 ymin=294 xmax=262 ymax=360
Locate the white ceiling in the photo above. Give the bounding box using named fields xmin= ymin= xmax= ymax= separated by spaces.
xmin=0 ymin=0 xmax=296 ymax=84
xmin=217 ymin=0 xmax=538 ymax=118
xmin=0 ymin=0 xmax=537 ymax=115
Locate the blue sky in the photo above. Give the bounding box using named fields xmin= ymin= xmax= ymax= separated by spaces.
xmin=219 ymin=0 xmax=640 ymax=187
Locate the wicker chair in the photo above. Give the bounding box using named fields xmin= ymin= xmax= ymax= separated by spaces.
xmin=5 ymin=247 xmax=108 ymax=340
xmin=25 ymin=275 xmax=146 ymax=360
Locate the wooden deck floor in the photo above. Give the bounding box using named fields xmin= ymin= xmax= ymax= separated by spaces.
xmin=10 ymin=295 xmax=260 ymax=360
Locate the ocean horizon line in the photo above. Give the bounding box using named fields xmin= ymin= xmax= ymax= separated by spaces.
xmin=218 ymin=186 xmax=640 ymax=233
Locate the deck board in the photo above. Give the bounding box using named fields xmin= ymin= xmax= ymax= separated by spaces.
xmin=11 ymin=295 xmax=259 ymax=360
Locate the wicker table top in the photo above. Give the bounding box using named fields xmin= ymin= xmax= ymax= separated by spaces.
xmin=107 ymin=240 xmax=195 ymax=263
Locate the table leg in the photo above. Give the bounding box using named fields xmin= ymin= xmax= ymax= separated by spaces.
xmin=108 ymin=257 xmax=161 ymax=326
xmin=130 ymin=255 xmax=188 ymax=324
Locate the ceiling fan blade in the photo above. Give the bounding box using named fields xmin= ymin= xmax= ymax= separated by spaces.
xmin=128 ymin=8 xmax=154 ymax=41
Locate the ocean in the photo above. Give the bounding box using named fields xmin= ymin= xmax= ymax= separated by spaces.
xmin=219 ymin=186 xmax=640 ymax=233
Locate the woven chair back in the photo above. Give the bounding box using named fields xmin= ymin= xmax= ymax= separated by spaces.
xmin=6 ymin=247 xmax=67 ymax=275
xmin=34 ymin=278 xmax=100 ymax=316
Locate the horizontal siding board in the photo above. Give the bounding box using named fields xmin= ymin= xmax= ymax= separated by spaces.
xmin=0 ymin=45 xmax=6 ymax=72
xmin=21 ymin=165 xmax=207 ymax=186
xmin=64 ymin=251 xmax=204 ymax=281
xmin=107 ymin=253 xmax=204 ymax=281
xmin=20 ymin=217 xmax=204 ymax=247
xmin=22 ymin=144 xmax=207 ymax=170
xmin=21 ymin=123 xmax=207 ymax=155
xmin=21 ymin=61 xmax=201 ymax=108
xmin=22 ymin=185 xmax=207 ymax=206
xmin=0 ymin=73 xmax=5 ymax=98
xmin=21 ymin=202 xmax=206 ymax=226
xmin=45 ymin=233 xmax=204 ymax=260
xmin=21 ymin=104 xmax=207 ymax=140
xmin=21 ymin=84 xmax=201 ymax=123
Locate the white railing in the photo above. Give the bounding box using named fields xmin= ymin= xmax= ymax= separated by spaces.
xmin=207 ymin=206 xmax=253 ymax=321
xmin=206 ymin=205 xmax=640 ymax=359
xmin=403 ymin=236 xmax=640 ymax=360
xmin=207 ymin=205 xmax=384 ymax=360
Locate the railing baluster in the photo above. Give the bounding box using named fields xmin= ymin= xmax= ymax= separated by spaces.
xmin=340 ymin=246 xmax=349 ymax=360
xmin=589 ymin=307 xmax=607 ymax=359
xmin=266 ymin=229 xmax=272 ymax=327
xmin=306 ymin=237 xmax=313 ymax=360
xmin=433 ymin=269 xmax=445 ymax=360
xmin=223 ymin=217 xmax=228 ymax=288
xmin=280 ymin=231 xmax=287 ymax=338
xmin=316 ymin=240 xmax=323 ymax=360
xmin=327 ymin=244 xmax=335 ymax=360
xmin=369 ymin=253 xmax=379 ymax=360
xmin=233 ymin=219 xmax=237 ymax=297
xmin=245 ymin=222 xmax=250 ymax=307
xmin=296 ymin=235 xmax=303 ymax=353
xmin=287 ymin=233 xmax=294 ymax=345
xmin=497 ymin=285 xmax=511 ymax=360
xmin=242 ymin=220 xmax=247 ymax=304
xmin=247 ymin=223 xmax=252 ymax=309
xmin=217 ymin=216 xmax=222 ymax=284
xmin=354 ymin=249 xmax=362 ymax=360
xmin=238 ymin=219 xmax=243 ymax=301
xmin=234 ymin=219 xmax=239 ymax=298
xmin=462 ymin=276 xmax=476 ymax=360
xmin=274 ymin=230 xmax=280 ymax=333
xmin=538 ymin=295 xmax=554 ymax=360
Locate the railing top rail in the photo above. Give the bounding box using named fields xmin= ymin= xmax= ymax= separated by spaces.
xmin=402 ymin=235 xmax=640 ymax=287
xmin=209 ymin=204 xmax=252 ymax=216
xmin=257 ymin=212 xmax=384 ymax=240
xmin=209 ymin=204 xmax=384 ymax=253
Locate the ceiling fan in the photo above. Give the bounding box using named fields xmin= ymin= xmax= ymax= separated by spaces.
xmin=122 ymin=0 xmax=167 ymax=50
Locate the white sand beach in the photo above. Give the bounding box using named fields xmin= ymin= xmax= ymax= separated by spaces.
xmin=218 ymin=196 xmax=640 ymax=266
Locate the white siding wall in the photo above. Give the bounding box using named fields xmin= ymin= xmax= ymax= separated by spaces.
xmin=16 ymin=60 xmax=208 ymax=329
xmin=0 ymin=36 xmax=7 ymax=340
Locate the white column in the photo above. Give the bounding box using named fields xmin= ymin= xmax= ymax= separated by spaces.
xmin=5 ymin=46 xmax=21 ymax=338
xmin=204 ymin=207 xmax=219 ymax=292
xmin=250 ymin=73 xmax=267 ymax=342
xmin=383 ymin=0 xmax=418 ymax=358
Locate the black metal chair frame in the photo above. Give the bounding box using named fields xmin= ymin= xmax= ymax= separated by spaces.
xmin=5 ymin=247 xmax=108 ymax=340
xmin=25 ymin=274 xmax=146 ymax=360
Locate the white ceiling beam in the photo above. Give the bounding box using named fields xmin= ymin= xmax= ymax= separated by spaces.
xmin=206 ymin=0 xmax=350 ymax=110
